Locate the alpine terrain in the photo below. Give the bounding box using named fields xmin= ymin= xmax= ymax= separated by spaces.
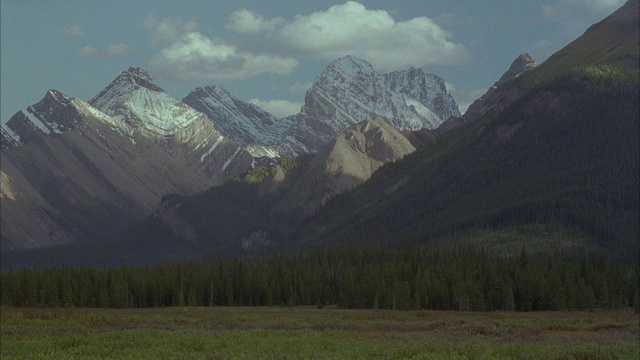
xmin=0 ymin=68 xmax=256 ymax=249
xmin=93 ymin=0 xmax=639 ymax=266
xmin=278 ymin=56 xmax=460 ymax=156
xmin=1 ymin=58 xmax=459 ymax=254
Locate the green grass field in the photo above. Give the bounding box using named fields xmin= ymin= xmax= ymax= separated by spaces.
xmin=1 ymin=306 xmax=638 ymax=359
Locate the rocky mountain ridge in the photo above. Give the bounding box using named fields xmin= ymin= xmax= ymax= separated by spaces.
xmin=1 ymin=56 xmax=460 ymax=250
xmin=278 ymin=56 xmax=460 ymax=156
xmin=182 ymin=86 xmax=291 ymax=149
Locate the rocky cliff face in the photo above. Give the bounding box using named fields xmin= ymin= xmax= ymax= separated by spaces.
xmin=183 ymin=86 xmax=291 ymax=148
xmin=278 ymin=56 xmax=460 ymax=156
xmin=3 ymin=90 xmax=83 ymax=145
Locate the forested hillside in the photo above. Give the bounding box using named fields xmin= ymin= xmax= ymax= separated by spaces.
xmin=297 ymin=65 xmax=639 ymax=260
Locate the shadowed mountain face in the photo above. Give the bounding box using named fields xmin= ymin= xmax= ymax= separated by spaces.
xmin=464 ymin=53 xmax=537 ymax=122
xmin=97 ymin=117 xmax=420 ymax=265
xmin=0 ymin=115 xmax=425 ymax=266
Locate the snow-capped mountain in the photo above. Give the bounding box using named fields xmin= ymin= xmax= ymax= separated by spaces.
xmin=183 ymin=86 xmax=291 ymax=147
xmin=0 ymin=71 xmax=257 ymax=250
xmin=90 ymin=67 xmax=214 ymax=147
xmin=88 ymin=67 xmax=261 ymax=173
xmin=279 ymin=56 xmax=460 ymax=156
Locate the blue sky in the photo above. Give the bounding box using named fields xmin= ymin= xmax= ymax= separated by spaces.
xmin=1 ymin=0 xmax=626 ymax=122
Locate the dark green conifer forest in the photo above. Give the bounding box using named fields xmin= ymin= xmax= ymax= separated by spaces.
xmin=2 ymin=246 xmax=638 ymax=311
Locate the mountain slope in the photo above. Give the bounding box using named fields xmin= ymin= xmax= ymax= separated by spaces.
xmin=0 ymin=92 xmax=213 ymax=249
xmin=277 ymin=117 xmax=415 ymax=214
xmin=295 ymin=0 xmax=639 ymax=258
xmin=123 ymin=117 xmax=417 ymax=262
xmin=4 ymin=116 xmax=420 ymax=266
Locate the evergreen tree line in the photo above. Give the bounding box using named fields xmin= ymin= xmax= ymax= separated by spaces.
xmin=2 ymin=246 xmax=638 ymax=312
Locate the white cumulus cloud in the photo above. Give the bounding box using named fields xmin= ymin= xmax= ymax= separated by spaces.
xmin=225 ymin=9 xmax=284 ymax=34
xmin=249 ymin=99 xmax=302 ymax=118
xmin=227 ymin=1 xmax=469 ymax=71
xmin=149 ymin=32 xmax=298 ymax=82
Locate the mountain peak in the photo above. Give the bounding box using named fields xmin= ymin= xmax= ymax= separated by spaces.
xmin=90 ymin=67 xmax=164 ymax=109
xmin=497 ymin=53 xmax=537 ymax=84
xmin=119 ymin=67 xmax=165 ymax=93
xmin=4 ymin=88 xmax=81 ymax=144
xmin=280 ymin=56 xmax=460 ymax=156
xmin=43 ymin=89 xmax=72 ymax=104
xmin=327 ymin=55 xmax=375 ymax=73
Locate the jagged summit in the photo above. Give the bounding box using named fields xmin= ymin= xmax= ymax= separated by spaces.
xmin=89 ymin=67 xmax=166 ymax=120
xmin=326 ymin=55 xmax=376 ymax=75
xmin=3 ymin=88 xmax=81 ymax=144
xmin=497 ymin=53 xmax=537 ymax=84
xmin=278 ymin=56 xmax=459 ymax=156
xmin=90 ymin=67 xmax=206 ymax=137
xmin=92 ymin=67 xmax=164 ymax=101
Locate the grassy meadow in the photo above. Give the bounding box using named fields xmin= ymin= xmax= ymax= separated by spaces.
xmin=1 ymin=306 xmax=638 ymax=359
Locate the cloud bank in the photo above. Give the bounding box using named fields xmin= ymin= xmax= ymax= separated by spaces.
xmin=147 ymin=2 xmax=468 ymax=82
xmin=227 ymin=1 xmax=469 ymax=71
xmin=147 ymin=15 xmax=297 ymax=82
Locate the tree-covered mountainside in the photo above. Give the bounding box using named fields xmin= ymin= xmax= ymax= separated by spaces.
xmin=297 ymin=65 xmax=639 ymax=260
xmin=295 ymin=1 xmax=639 ymax=260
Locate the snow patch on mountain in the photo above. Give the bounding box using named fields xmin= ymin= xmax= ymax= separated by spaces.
xmin=200 ymin=135 xmax=225 ymax=163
